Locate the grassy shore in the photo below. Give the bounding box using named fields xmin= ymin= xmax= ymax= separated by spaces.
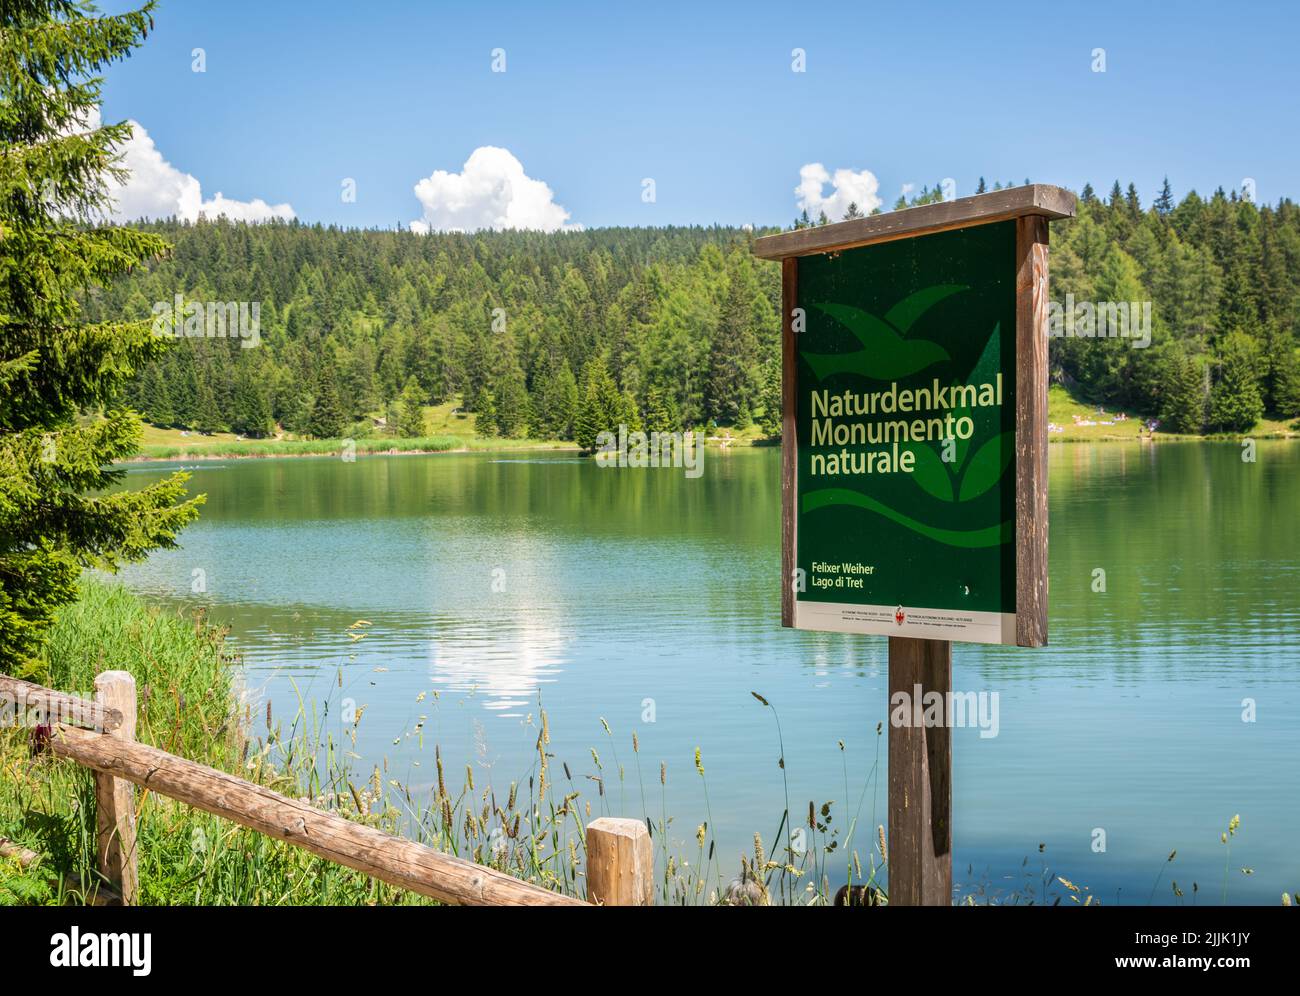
xmin=131 ymin=390 xmax=1298 ymax=462
xmin=1046 ymin=385 xmax=1298 ymax=442
xmin=1 ymin=582 xmax=1277 ymax=906
xmin=0 ymin=580 xmax=893 ymax=905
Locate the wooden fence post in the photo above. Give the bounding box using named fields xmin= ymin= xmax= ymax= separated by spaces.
xmin=93 ymin=670 xmax=137 ymax=905
xmin=586 ymin=817 xmax=653 ymax=906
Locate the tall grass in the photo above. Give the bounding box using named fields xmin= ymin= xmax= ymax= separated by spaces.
xmin=135 ymin=435 xmax=464 ymax=461
xmin=1 ymin=581 xmax=1274 ymax=906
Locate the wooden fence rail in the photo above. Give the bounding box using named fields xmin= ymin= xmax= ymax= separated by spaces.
xmin=0 ymin=674 xmax=122 ymax=733
xmin=5 ymin=671 xmax=654 ymax=907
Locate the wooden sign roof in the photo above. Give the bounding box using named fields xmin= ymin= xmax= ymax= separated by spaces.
xmin=752 ymin=184 xmax=1077 ymax=260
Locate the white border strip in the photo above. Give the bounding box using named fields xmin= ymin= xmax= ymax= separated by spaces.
xmin=795 ymin=600 xmax=1016 ymax=646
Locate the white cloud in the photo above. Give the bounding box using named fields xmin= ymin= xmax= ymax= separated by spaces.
xmin=795 ymin=163 xmax=882 ymax=222
xmin=87 ymin=107 xmax=294 ymax=223
xmin=409 ymin=146 xmax=579 ymax=233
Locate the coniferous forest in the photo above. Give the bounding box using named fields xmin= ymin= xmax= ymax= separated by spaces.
xmin=93 ymin=179 xmax=1300 ymax=446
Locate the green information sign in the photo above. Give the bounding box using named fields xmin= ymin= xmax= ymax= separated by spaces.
xmin=794 ymin=221 xmax=1019 ymax=644
xmin=754 ymin=186 xmax=1073 ymax=902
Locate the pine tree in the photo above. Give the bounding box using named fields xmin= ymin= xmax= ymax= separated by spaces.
xmin=1125 ymin=182 xmax=1142 ymax=219
xmin=705 ymin=255 xmax=761 ymax=425
xmin=574 ymin=355 xmax=616 ymax=453
xmin=618 ymin=389 xmax=642 ymax=433
xmin=231 ymin=369 xmax=273 ymax=437
xmin=643 ymin=386 xmax=676 ymax=435
xmin=0 ymin=1 xmax=201 ymax=674
xmin=574 ymin=375 xmax=600 ymax=453
xmin=1273 ymin=345 xmax=1300 ymax=418
xmin=530 ymin=356 xmax=579 ymax=440
xmin=307 ymin=367 xmax=346 ymax=438
xmin=475 ymin=389 xmax=498 ymax=437
xmin=843 ymin=202 xmax=863 ymax=221
xmin=976 ymin=177 xmax=987 ymax=195
xmin=1160 ymin=350 xmax=1207 ymax=434
xmin=758 ymin=359 xmax=782 ymax=438
xmin=1154 ymin=176 xmax=1175 ymax=215
xmin=138 ymin=364 xmax=176 ymax=426
xmin=1208 ymin=331 xmax=1265 ymax=432
xmin=494 ymin=369 xmax=530 ymax=438
xmin=396 ymin=376 xmax=426 ymax=437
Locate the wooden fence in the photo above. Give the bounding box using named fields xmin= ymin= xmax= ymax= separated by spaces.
xmin=0 ymin=671 xmax=654 ymax=907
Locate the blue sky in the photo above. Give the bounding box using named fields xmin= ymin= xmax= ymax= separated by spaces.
xmin=99 ymin=0 xmax=1299 ymax=230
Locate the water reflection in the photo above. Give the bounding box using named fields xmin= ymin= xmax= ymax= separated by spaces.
xmin=426 ymin=614 xmax=569 ymax=715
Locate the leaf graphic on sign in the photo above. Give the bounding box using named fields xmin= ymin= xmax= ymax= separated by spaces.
xmin=958 ymin=430 xmax=1014 ymax=501
xmin=884 ymin=284 xmax=968 ymax=333
xmin=805 ymin=296 xmax=957 ymax=381
xmin=909 ymin=443 xmax=954 ymax=502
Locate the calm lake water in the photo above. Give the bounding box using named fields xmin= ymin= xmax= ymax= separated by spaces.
xmin=115 ymin=442 xmax=1300 ymax=904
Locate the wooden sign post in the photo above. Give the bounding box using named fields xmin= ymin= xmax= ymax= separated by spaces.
xmin=753 ymin=186 xmax=1075 ymax=905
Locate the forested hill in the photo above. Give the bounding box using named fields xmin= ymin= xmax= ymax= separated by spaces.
xmin=95 ymin=222 xmax=782 ymax=444
xmin=92 ymin=181 xmax=1300 ymax=445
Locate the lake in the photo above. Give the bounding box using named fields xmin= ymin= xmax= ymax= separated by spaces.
xmin=114 ymin=441 xmax=1300 ymax=904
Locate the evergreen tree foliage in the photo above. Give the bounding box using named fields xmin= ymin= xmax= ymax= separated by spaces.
xmin=494 ymin=368 xmax=530 ymax=439
xmin=1273 ymin=346 xmax=1300 ymax=419
xmin=307 ymin=367 xmax=346 ymax=438
xmin=1160 ymin=349 xmax=1207 ymax=433
xmin=758 ymin=359 xmax=782 ymax=438
xmin=66 ymin=174 xmax=1300 ymax=447
xmin=0 ymin=0 xmax=201 ymax=675
xmin=1208 ymin=331 xmax=1265 ymax=431
xmin=396 ymin=376 xmax=426 ymax=437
